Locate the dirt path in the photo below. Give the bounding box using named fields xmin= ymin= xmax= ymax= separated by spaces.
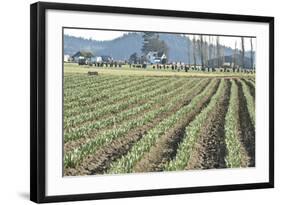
xmin=185 ymin=80 xmax=231 ymax=169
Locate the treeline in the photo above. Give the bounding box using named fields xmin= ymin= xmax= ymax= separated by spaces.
xmin=64 ymin=33 xmax=255 ymax=65
xmin=187 ymin=35 xmax=255 ymax=70
xmin=64 ymin=32 xmax=255 ymax=68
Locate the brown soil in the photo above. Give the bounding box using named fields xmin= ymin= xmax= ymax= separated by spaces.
xmin=132 ymin=80 xmax=220 ymax=173
xmin=64 ymin=79 xmax=213 ymax=176
xmin=185 ymin=80 xmax=231 ymax=170
xmin=81 ymin=114 xmax=165 ymax=175
xmin=64 ymin=114 xmax=164 ymax=176
xmin=237 ymin=80 xmax=255 ymax=167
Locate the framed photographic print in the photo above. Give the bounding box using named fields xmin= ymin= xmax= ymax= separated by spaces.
xmin=30 ymin=1 xmax=274 ymax=203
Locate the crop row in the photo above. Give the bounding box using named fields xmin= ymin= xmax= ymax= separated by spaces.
xmin=64 ymin=77 xmax=166 ymax=118
xmin=64 ymin=79 xmax=211 ymax=168
xmin=241 ymin=80 xmax=255 ymax=126
xmin=64 ymin=78 xmax=182 ymax=129
xmin=161 ymin=80 xmax=224 ymax=171
xmin=63 ymin=75 xmax=256 ymax=174
xmin=64 ymin=76 xmax=146 ymax=105
xmin=64 ymin=78 xmax=203 ymax=143
xmin=224 ymin=80 xmax=244 ymax=167
xmin=65 ymin=75 xmax=150 ymax=99
xmin=64 ymin=75 xmax=116 ymax=90
xmin=107 ymin=79 xmax=218 ymax=174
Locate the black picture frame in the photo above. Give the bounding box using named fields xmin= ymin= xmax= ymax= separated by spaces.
xmin=30 ymin=1 xmax=274 ymax=203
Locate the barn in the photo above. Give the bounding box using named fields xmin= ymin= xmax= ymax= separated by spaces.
xmin=72 ymin=51 xmax=94 ymax=63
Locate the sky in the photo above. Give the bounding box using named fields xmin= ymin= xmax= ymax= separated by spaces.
xmin=64 ymin=28 xmax=128 ymax=41
xmin=64 ymin=28 xmax=255 ymax=51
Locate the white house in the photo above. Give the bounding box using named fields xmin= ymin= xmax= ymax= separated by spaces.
xmin=146 ymin=51 xmax=167 ymax=64
xmin=64 ymin=55 xmax=70 ymax=62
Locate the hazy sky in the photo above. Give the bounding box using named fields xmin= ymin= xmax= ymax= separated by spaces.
xmin=64 ymin=28 xmax=255 ymax=51
xmin=64 ymin=28 xmax=128 ymax=41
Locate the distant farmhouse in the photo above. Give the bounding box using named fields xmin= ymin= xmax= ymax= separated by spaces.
xmin=146 ymin=51 xmax=167 ymax=64
xmin=91 ymin=55 xmax=113 ymax=63
xmin=64 ymin=54 xmax=71 ymax=62
xmin=208 ymin=54 xmax=255 ymax=69
xmin=72 ymin=51 xmax=94 ymax=65
xmin=71 ymin=51 xmax=114 ymax=65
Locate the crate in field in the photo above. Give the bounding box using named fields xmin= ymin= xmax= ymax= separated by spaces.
xmin=88 ymin=71 xmax=98 ymax=76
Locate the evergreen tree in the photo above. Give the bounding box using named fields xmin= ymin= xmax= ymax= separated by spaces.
xmin=141 ymin=32 xmax=169 ymax=61
xmin=141 ymin=32 xmax=156 ymax=55
xmin=129 ymin=52 xmax=138 ymax=64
